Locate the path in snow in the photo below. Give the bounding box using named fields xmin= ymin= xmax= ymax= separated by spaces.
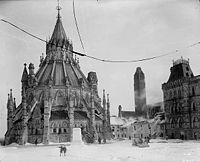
xmin=0 ymin=140 xmax=200 ymax=162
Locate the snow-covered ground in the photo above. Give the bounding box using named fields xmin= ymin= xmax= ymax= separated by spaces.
xmin=0 ymin=140 xmax=200 ymax=162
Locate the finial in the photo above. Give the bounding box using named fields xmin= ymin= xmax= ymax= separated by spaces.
xmin=56 ymin=0 xmax=62 ymax=19
xmin=107 ymin=94 xmax=109 ymax=102
xmin=77 ymin=58 xmax=79 ymax=64
xmin=75 ymin=55 xmax=77 ymax=62
xmin=24 ymin=63 xmax=27 ymax=67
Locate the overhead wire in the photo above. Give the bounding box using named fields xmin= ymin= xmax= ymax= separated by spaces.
xmin=72 ymin=0 xmax=85 ymax=52
xmin=1 ymin=18 xmax=200 ymax=63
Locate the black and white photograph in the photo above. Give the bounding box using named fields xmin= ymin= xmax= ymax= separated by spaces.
xmin=0 ymin=0 xmax=200 ymax=161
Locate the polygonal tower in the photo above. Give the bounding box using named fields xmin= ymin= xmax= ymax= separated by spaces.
xmin=5 ymin=3 xmax=110 ymax=145
xmin=134 ymin=67 xmax=147 ymax=116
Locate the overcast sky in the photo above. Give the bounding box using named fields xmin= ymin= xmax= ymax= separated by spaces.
xmin=0 ymin=0 xmax=200 ymax=137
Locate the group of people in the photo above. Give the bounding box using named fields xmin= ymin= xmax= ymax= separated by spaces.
xmin=132 ymin=136 xmax=150 ymax=147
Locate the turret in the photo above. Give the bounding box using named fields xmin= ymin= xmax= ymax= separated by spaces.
xmin=87 ymin=72 xmax=98 ymax=95
xmin=118 ymin=105 xmax=122 ymax=118
xmin=102 ymin=89 xmax=106 ymax=143
xmin=7 ymin=89 xmax=14 ymax=130
xmin=134 ymin=67 xmax=146 ymax=116
xmin=21 ymin=63 xmax=28 ymax=89
xmin=13 ymin=98 xmax=16 ymax=111
xmin=28 ymin=63 xmax=38 ymax=87
xmin=106 ymin=94 xmax=111 ymax=140
xmin=28 ymin=63 xmax=35 ymax=75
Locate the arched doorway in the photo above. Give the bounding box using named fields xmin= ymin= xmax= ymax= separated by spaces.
xmin=180 ymin=132 xmax=185 ymax=140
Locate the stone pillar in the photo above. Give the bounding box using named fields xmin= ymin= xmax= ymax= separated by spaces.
xmin=102 ymin=90 xmax=106 ymax=143
xmin=43 ymin=88 xmax=52 ymax=144
xmin=90 ymin=92 xmax=95 ymax=143
xmin=20 ymin=88 xmax=28 ymax=145
xmin=182 ymin=82 xmax=190 ymax=128
xmin=106 ymin=94 xmax=111 ymax=140
xmin=69 ymin=98 xmax=74 ymax=142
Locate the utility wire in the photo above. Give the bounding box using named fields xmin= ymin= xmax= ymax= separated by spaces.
xmin=0 ymin=19 xmax=46 ymax=43
xmin=72 ymin=0 xmax=85 ymax=52
xmin=1 ymin=18 xmax=200 ymax=63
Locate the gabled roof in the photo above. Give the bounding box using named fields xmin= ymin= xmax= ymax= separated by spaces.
xmin=167 ymin=58 xmax=194 ymax=83
xmin=110 ymin=116 xmax=125 ymax=125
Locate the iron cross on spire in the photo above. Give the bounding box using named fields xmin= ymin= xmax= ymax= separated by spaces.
xmin=56 ymin=0 xmax=62 ymax=18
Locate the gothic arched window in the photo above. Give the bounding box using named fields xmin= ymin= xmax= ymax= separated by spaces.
xmin=178 ymin=118 xmax=183 ymax=128
xmin=192 ymin=87 xmax=195 ymax=96
xmin=55 ymin=91 xmax=65 ymax=106
xmin=169 ymin=91 xmax=172 ymax=99
xmin=178 ymin=89 xmax=181 ymax=98
xmin=173 ymin=90 xmax=177 ymax=98
xmin=170 ymin=118 xmax=176 ymax=128
xmin=191 ymin=102 xmax=196 ymax=111
xmin=193 ymin=117 xmax=198 ymax=128
xmin=170 ymin=105 xmax=173 ymax=114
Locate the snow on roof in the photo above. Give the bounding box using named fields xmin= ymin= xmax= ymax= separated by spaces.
xmin=110 ymin=116 xmax=125 ymax=125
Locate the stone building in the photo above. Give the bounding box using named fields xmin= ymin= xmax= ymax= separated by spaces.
xmin=117 ymin=67 xmax=147 ymax=120
xmin=5 ymin=5 xmax=111 ymax=145
xmin=134 ymin=67 xmax=147 ymax=116
xmin=131 ymin=119 xmax=151 ymax=139
xmin=162 ymin=58 xmax=200 ymax=140
xmin=118 ymin=105 xmax=137 ymax=120
xmin=110 ymin=116 xmax=125 ymax=139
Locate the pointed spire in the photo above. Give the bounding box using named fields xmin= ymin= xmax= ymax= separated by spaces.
xmin=56 ymin=0 xmax=61 ymax=19
xmin=10 ymin=89 xmax=13 ymax=103
xmin=13 ymin=98 xmax=16 ymax=110
xmin=21 ymin=63 xmax=28 ymax=83
xmin=103 ymin=89 xmax=106 ymax=109
xmin=107 ymin=94 xmax=110 ymax=105
xmin=50 ymin=0 xmax=67 ymax=42
xmin=7 ymin=93 xmax=10 ymax=108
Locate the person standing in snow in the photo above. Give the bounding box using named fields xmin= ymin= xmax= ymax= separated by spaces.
xmin=98 ymin=136 xmax=101 ymax=144
xmin=35 ymin=139 xmax=38 ymax=146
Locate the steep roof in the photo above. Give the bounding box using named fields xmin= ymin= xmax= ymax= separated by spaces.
xmin=21 ymin=64 xmax=28 ymax=83
xmin=110 ymin=116 xmax=125 ymax=125
xmin=167 ymin=58 xmax=194 ymax=83
xmin=35 ymin=12 xmax=90 ymax=88
xmin=50 ymin=16 xmax=67 ymax=42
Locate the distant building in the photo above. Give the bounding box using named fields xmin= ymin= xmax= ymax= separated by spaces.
xmin=131 ymin=119 xmax=151 ymax=139
xmin=147 ymin=102 xmax=164 ymax=119
xmin=162 ymin=58 xmax=200 ymax=140
xmin=130 ymin=115 xmax=165 ymax=140
xmin=134 ymin=67 xmax=147 ymax=116
xmin=110 ymin=116 xmax=125 ymax=139
xmin=118 ymin=105 xmax=137 ymax=120
xmin=151 ymin=112 xmax=166 ymax=138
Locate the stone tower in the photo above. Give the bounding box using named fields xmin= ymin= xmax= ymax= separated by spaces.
xmin=134 ymin=67 xmax=146 ymax=116
xmin=5 ymin=3 xmax=110 ymax=145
